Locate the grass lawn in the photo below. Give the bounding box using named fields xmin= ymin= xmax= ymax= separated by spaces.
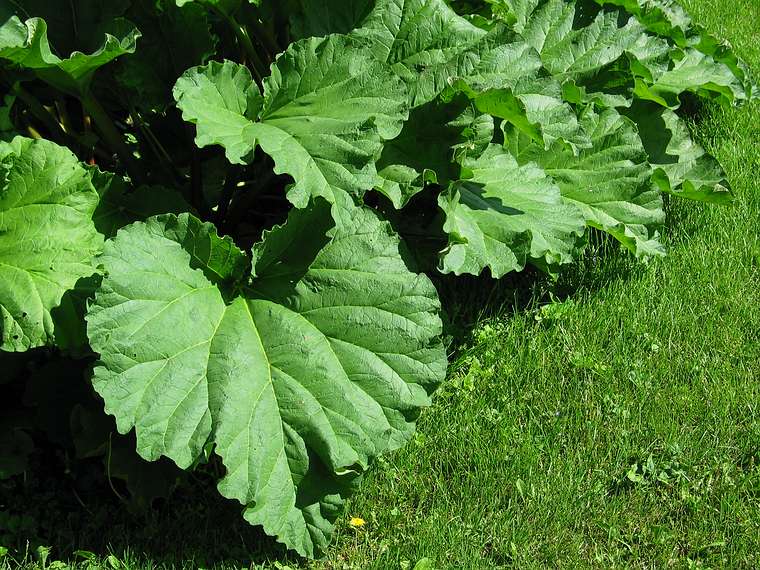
xmin=3 ymin=0 xmax=758 ymax=568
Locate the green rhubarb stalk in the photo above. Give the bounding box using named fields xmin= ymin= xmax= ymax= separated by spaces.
xmin=80 ymin=91 xmax=141 ymax=183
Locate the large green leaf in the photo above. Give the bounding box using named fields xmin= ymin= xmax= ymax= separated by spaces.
xmin=508 ymin=107 xmax=665 ymax=257
xmin=173 ymin=59 xmax=264 ymax=165
xmin=43 ymin=168 xmax=192 ymax=355
xmin=352 ymin=0 xmax=490 ymax=107
xmin=592 ymin=0 xmax=690 ymax=43
xmin=452 ymin=35 xmax=595 ymax=151
xmin=633 ymin=48 xmax=748 ymax=109
xmin=459 ymin=33 xmax=544 ymax=90
xmin=455 ymin=76 xmax=592 ymax=153
xmin=508 ymin=0 xmax=668 ymax=77
xmin=498 ymin=0 xmax=752 ymax=106
xmin=626 ymin=101 xmax=732 ymax=204
xmin=595 ymin=0 xmax=754 ymax=101
xmin=439 ymin=144 xmax=585 ymax=277
xmin=174 ymin=36 xmax=409 ymax=219
xmin=0 ymin=137 xmax=103 ymax=351
xmin=4 ymin=0 xmax=131 ymax=55
xmin=495 ymin=0 xmax=673 ymax=104
xmin=87 ymin=205 xmax=446 ymax=557
xmin=0 ymin=13 xmax=139 ymax=95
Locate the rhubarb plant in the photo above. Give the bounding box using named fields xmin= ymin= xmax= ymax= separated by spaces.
xmin=0 ymin=0 xmax=754 ymax=557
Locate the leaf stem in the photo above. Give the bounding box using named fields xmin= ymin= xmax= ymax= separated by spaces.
xmin=238 ymin=25 xmax=269 ymax=82
xmin=25 ymin=124 xmax=43 ymax=139
xmin=106 ymin=433 xmax=128 ymax=505
xmin=10 ymin=83 xmax=69 ymax=145
xmin=80 ymin=91 xmax=142 ymax=183
xmin=189 ymin=132 xmax=208 ymax=218
xmin=131 ymin=108 xmax=185 ymax=186
xmin=8 ymin=83 xmax=108 ymax=160
xmin=240 ymin=8 xmax=281 ymax=61
xmin=215 ymin=9 xmax=267 ymax=84
xmin=214 ymin=165 xmax=241 ymax=230
xmin=54 ymin=96 xmax=73 ymax=133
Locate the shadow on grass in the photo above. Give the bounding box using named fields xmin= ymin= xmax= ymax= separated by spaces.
xmin=436 ymin=228 xmax=647 ymax=347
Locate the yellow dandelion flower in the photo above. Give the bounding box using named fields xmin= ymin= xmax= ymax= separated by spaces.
xmin=349 ymin=517 xmax=366 ymax=528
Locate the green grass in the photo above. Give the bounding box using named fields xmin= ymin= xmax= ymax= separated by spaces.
xmin=3 ymin=1 xmax=759 ymax=568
